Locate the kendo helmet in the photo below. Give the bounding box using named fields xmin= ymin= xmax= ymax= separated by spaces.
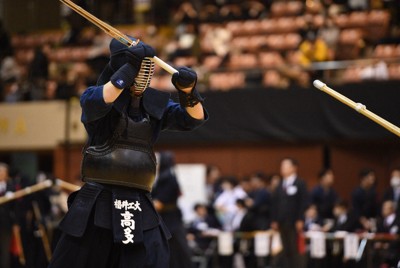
xmin=97 ymin=36 xmax=155 ymax=95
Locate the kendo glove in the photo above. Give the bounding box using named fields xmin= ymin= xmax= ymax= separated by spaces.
xmin=110 ymin=42 xmax=156 ymax=90
xmin=172 ymin=67 xmax=204 ymax=107
xmin=109 ymin=63 xmax=137 ymax=89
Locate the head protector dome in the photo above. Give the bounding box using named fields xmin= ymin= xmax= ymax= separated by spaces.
xmin=97 ymin=36 xmax=155 ymax=95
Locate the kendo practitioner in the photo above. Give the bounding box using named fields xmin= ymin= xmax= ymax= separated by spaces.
xmin=49 ymin=37 xmax=207 ymax=268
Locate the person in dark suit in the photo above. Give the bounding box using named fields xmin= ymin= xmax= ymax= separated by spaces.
xmin=326 ymin=200 xmax=361 ymax=268
xmin=246 ymin=172 xmax=271 ymax=231
xmin=271 ymin=157 xmax=309 ymax=268
xmin=373 ymin=200 xmax=400 ymax=267
xmin=152 ymin=151 xmax=194 ymax=268
xmin=330 ymin=200 xmax=360 ymax=233
xmin=310 ymin=168 xmax=339 ymax=222
xmin=0 ymin=162 xmax=15 ymax=268
xmin=382 ymin=167 xmax=400 ymax=216
xmin=351 ymin=168 xmax=379 ymax=230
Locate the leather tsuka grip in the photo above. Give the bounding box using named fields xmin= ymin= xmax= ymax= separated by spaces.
xmin=110 ymin=63 xmax=137 ymax=89
xmin=177 ymin=87 xmax=204 ymax=108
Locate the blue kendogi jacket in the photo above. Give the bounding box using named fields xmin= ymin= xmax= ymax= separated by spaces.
xmin=59 ymin=85 xmax=207 ymax=242
xmin=80 ymin=85 xmax=207 ymax=146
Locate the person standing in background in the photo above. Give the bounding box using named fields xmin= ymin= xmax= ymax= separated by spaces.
xmin=382 ymin=167 xmax=400 ymax=216
xmin=351 ymin=168 xmax=379 ymax=230
xmin=152 ymin=151 xmax=194 ymax=268
xmin=0 ymin=163 xmax=15 ymax=268
xmin=310 ymin=168 xmax=339 ymax=223
xmin=271 ymin=157 xmax=309 ymax=268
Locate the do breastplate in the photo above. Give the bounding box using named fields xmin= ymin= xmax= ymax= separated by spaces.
xmin=81 ymin=111 xmax=156 ymax=192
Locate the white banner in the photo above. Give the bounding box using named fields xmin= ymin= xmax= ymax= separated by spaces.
xmin=174 ymin=164 xmax=207 ymax=224
xmin=344 ymin=233 xmax=359 ymax=259
xmin=218 ymin=232 xmax=234 ymax=256
xmin=271 ymin=232 xmax=283 ymax=256
xmin=309 ymin=231 xmax=326 ymax=259
xmin=254 ymin=232 xmax=270 ymax=257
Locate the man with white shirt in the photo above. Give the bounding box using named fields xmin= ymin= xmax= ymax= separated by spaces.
xmin=271 ymin=157 xmax=309 ymax=268
xmin=374 ymin=200 xmax=400 ymax=267
xmin=382 ymin=168 xmax=400 ymax=216
xmin=0 ymin=162 xmax=15 ymax=268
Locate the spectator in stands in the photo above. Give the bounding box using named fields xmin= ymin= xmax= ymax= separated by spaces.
xmin=351 ymin=168 xmax=380 ymax=230
xmin=297 ymin=21 xmax=330 ymax=83
xmin=298 ymin=30 xmax=329 ymax=66
xmin=0 ymin=38 xmax=23 ymax=102
xmin=303 ymin=204 xmax=324 ymax=232
xmin=330 ymin=200 xmax=360 ymax=232
xmin=0 ymin=20 xmax=13 ymax=61
xmin=213 ymin=176 xmax=247 ymax=231
xmin=2 ymin=77 xmax=22 ymax=103
xmin=219 ymin=3 xmax=243 ymax=22
xmin=347 ymin=0 xmax=369 ymax=11
xmin=231 ymin=198 xmax=249 ymax=231
xmin=245 ymin=172 xmax=271 ymax=230
xmin=377 ymin=200 xmax=400 ymax=234
xmin=152 ymin=151 xmax=194 ymax=268
xmin=318 ymin=16 xmax=340 ymax=53
xmin=0 ymin=162 xmax=15 ymax=268
xmin=382 ymin=167 xmax=400 ymax=216
xmin=373 ymin=200 xmax=400 ymax=268
xmin=165 ymin=23 xmax=201 ymax=63
xmin=240 ymin=1 xmax=266 ymax=20
xmin=27 ymin=43 xmax=51 ymax=100
xmin=232 ymin=198 xmax=258 ymax=268
xmin=187 ymin=203 xmax=221 ymax=253
xmin=60 ymin=0 xmax=87 ymax=45
xmin=267 ymin=173 xmax=282 ymax=194
xmin=86 ymin=27 xmax=112 ymax=76
xmin=271 ymin=157 xmax=309 ymax=268
xmin=310 ymin=168 xmax=339 ymax=222
xmin=205 ymin=165 xmax=222 ymax=203
xmin=52 ymin=67 xmax=75 ymax=100
xmin=328 ymin=200 xmax=360 ymax=268
xmin=0 ymin=52 xmax=21 ymax=90
xmin=172 ymin=1 xmax=199 ymax=26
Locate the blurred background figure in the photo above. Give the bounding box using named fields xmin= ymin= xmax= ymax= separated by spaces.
xmin=327 ymin=200 xmax=360 ymax=268
xmin=0 ymin=20 xmax=13 ymax=61
xmin=213 ymin=176 xmax=247 ymax=231
xmin=271 ymin=157 xmax=309 ymax=268
xmin=187 ymin=203 xmax=220 ymax=252
xmin=330 ymin=200 xmax=360 ymax=233
xmin=303 ymin=204 xmax=324 ymax=232
xmin=0 ymin=162 xmax=14 ymax=268
xmin=245 ymin=172 xmax=271 ymax=231
xmin=310 ymin=168 xmax=339 ymax=224
xmin=205 ymin=165 xmax=222 ymax=204
xmin=152 ymin=151 xmax=194 ymax=268
xmin=382 ymin=167 xmax=400 ymax=216
xmin=351 ymin=168 xmax=379 ymax=231
xmin=373 ymin=200 xmax=400 ymax=267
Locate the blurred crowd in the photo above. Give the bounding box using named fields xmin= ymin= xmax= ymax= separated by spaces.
xmin=0 ymin=162 xmax=70 ymax=268
xmin=185 ymin=159 xmax=400 ymax=268
xmin=1 ymin=155 xmax=400 ymax=268
xmin=1 ymin=0 xmax=400 ymax=101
